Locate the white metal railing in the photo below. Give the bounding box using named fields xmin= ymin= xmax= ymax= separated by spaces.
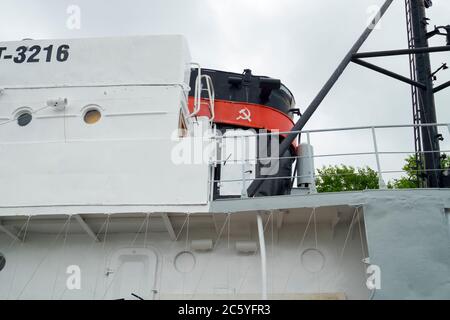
xmin=190 ymin=63 xmax=202 ymax=117
xmin=209 ymin=123 xmax=450 ymax=198
xmin=189 ymin=63 xmax=215 ymax=123
xmin=203 ymin=75 xmax=215 ymax=124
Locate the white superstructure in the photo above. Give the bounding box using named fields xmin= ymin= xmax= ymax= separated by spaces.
xmin=0 ymin=35 xmax=212 ymax=214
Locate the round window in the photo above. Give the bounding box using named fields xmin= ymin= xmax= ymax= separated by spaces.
xmin=17 ymin=112 xmax=32 ymax=127
xmin=0 ymin=253 xmax=5 ymax=272
xmin=301 ymin=248 xmax=325 ymax=273
xmin=84 ymin=109 xmax=101 ymax=124
xmin=174 ymin=251 xmax=196 ymax=273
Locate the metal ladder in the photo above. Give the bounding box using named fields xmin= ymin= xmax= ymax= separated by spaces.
xmin=405 ymin=0 xmax=424 ymax=187
xmin=190 ymin=63 xmax=215 ymax=123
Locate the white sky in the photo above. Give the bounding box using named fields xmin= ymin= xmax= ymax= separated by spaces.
xmin=1 ymin=0 xmax=449 ymax=181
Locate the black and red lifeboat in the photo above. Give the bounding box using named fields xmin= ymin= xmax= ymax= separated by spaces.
xmin=188 ymin=68 xmax=297 ymax=136
xmin=188 ymin=68 xmax=299 ymax=198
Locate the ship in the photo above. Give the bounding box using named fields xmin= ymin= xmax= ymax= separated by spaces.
xmin=0 ymin=0 xmax=449 ymax=300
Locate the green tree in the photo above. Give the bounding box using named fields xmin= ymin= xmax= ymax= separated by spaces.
xmin=315 ymin=165 xmax=379 ymax=193
xmin=389 ymin=154 xmax=450 ymax=189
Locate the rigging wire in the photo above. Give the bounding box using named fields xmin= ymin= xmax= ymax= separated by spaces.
xmin=165 ymin=213 xmax=189 ymax=300
xmin=0 ymin=105 xmax=51 ymax=127
xmin=100 ymin=213 xmax=148 ymax=299
xmin=191 ymin=213 xmax=231 ymax=299
xmin=58 ymin=214 xmax=111 ymax=300
xmin=103 ymin=213 xmax=189 ymax=298
xmin=182 ymin=213 xmax=191 ymax=298
xmin=355 ymin=207 xmax=376 ymax=300
xmin=100 ymin=213 xmax=154 ymax=300
xmin=313 ymin=209 xmax=321 ymax=298
xmin=281 ymin=208 xmax=315 ymax=293
xmin=16 ymin=215 xmax=72 ymax=299
xmin=332 ymin=208 xmax=359 ymax=293
xmin=51 ymin=215 xmax=72 ymax=299
xmin=142 ymin=213 xmax=151 ymax=297
xmin=92 ymin=214 xmax=111 ymax=299
xmin=6 ymin=215 xmax=31 ymax=300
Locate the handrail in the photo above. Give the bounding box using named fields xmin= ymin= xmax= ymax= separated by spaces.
xmin=202 ymin=75 xmax=215 ymax=123
xmin=209 ymin=123 xmax=450 ymax=194
xmin=189 ymin=63 xmax=202 ymax=117
xmin=211 ymin=168 xmax=450 ymax=185
xmin=211 ymin=148 xmax=450 ymax=165
xmin=188 ymin=63 xmax=215 ymax=123
xmin=210 ymin=123 xmax=450 ymax=139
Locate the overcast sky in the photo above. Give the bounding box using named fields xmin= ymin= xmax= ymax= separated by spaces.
xmin=1 ymin=0 xmax=449 ymax=181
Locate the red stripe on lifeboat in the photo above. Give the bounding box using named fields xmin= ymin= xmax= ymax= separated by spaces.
xmin=188 ymin=97 xmax=298 ymax=150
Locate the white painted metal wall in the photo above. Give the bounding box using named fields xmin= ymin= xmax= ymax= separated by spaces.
xmin=0 ymin=36 xmax=212 ymax=213
xmin=0 ymin=36 xmax=191 ymax=88
xmin=0 ymin=210 xmax=369 ymax=300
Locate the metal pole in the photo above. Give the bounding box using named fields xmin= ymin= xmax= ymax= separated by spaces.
xmin=241 ymin=136 xmax=248 ymax=198
xmin=353 ymin=45 xmax=450 ymax=58
xmin=352 ymin=58 xmax=426 ymax=89
xmin=306 ymin=132 xmax=317 ymax=193
xmin=433 ymin=80 xmax=450 ymax=93
xmin=410 ymin=0 xmax=441 ymax=187
xmin=247 ymin=0 xmax=394 ymax=197
xmin=371 ymin=127 xmax=387 ymax=189
xmin=256 ymin=214 xmax=268 ymax=300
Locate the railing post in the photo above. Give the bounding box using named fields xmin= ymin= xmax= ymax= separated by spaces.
xmin=306 ymin=132 xmax=317 ymax=193
xmin=209 ymin=151 xmax=216 ymax=203
xmin=257 ymin=213 xmax=268 ymax=300
xmin=241 ymin=135 xmax=248 ymax=198
xmin=371 ymin=127 xmax=387 ymax=189
xmin=208 ymin=133 xmax=217 ymax=203
xmin=189 ymin=63 xmax=202 ymax=118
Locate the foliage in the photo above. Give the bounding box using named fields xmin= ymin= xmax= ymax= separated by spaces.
xmin=389 ymin=154 xmax=450 ymax=189
xmin=315 ymin=155 xmax=450 ymax=192
xmin=315 ymin=165 xmax=379 ymax=193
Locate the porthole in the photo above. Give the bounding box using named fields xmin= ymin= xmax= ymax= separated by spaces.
xmin=17 ymin=112 xmax=32 ymax=127
xmin=83 ymin=109 xmax=102 ymax=124
xmin=301 ymin=248 xmax=325 ymax=273
xmin=174 ymin=251 xmax=196 ymax=273
xmin=0 ymin=253 xmax=5 ymax=272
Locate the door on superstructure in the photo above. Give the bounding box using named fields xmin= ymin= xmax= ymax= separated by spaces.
xmin=219 ymin=129 xmax=257 ymax=197
xmin=105 ymin=248 xmax=159 ymax=300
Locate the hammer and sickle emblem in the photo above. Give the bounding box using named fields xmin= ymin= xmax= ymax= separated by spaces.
xmin=236 ymin=108 xmax=252 ymax=122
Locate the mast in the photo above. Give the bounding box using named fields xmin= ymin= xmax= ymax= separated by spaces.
xmin=247 ymin=0 xmax=450 ymax=197
xmin=405 ymin=0 xmax=424 ymax=188
xmin=408 ymin=0 xmax=441 ymax=188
